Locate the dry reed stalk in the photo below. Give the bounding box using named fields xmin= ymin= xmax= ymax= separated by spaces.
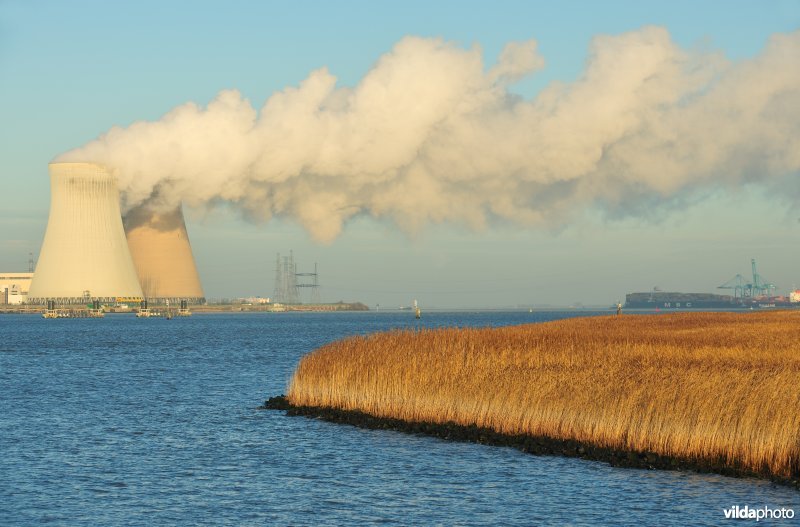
xmin=287 ymin=311 xmax=800 ymax=478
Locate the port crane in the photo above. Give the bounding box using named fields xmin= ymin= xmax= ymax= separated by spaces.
xmin=718 ymin=258 xmax=776 ymax=299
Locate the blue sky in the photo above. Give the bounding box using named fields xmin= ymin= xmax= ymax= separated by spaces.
xmin=1 ymin=0 xmax=799 ymax=307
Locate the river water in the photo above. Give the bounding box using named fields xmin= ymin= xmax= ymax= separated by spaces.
xmin=1 ymin=311 xmax=797 ymax=525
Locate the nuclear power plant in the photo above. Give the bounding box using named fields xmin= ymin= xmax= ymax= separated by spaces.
xmin=27 ymin=162 xmax=204 ymax=304
xmin=123 ymin=202 xmax=204 ymax=303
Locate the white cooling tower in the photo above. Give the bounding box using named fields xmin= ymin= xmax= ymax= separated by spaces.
xmin=123 ymin=203 xmax=205 ymax=303
xmin=28 ymin=162 xmax=144 ymax=303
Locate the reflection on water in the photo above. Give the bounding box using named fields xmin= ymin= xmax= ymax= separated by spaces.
xmin=1 ymin=311 xmax=796 ymax=525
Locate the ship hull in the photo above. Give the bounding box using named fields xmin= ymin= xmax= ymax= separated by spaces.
xmin=625 ymin=292 xmax=739 ymax=309
xmin=624 ymin=291 xmax=800 ymax=309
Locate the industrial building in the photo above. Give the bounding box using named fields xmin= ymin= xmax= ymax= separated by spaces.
xmin=0 ymin=272 xmax=33 ymax=304
xmin=123 ymin=202 xmax=204 ymax=304
xmin=28 ymin=163 xmax=143 ymax=303
xmin=27 ymin=162 xmax=205 ymax=304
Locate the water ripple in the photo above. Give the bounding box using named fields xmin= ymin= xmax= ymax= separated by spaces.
xmin=1 ymin=312 xmax=797 ymax=526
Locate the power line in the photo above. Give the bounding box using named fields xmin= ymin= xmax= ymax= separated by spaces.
xmin=273 ymin=251 xmax=320 ymax=303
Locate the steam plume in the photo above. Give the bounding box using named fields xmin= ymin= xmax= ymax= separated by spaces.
xmin=57 ymin=27 xmax=800 ymax=242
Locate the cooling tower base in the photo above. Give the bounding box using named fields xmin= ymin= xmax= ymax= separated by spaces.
xmin=26 ymin=296 xmax=143 ymax=305
xmin=141 ymin=297 xmax=206 ymax=305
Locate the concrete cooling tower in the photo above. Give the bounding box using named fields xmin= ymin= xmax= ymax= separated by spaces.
xmin=123 ymin=203 xmax=205 ymax=304
xmin=28 ymin=162 xmax=144 ymax=303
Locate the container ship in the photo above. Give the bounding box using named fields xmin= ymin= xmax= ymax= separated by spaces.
xmin=625 ymin=291 xmax=798 ymax=309
xmin=625 ymin=292 xmax=740 ymax=309
xmin=625 ymin=260 xmax=799 ymax=310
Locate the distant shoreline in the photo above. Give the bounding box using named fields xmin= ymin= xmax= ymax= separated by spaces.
xmin=3 ymin=304 xmax=798 ymax=315
xmin=0 ymin=301 xmax=369 ymax=315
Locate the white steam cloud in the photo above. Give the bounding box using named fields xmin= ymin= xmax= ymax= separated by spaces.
xmin=58 ymin=27 xmax=800 ymax=242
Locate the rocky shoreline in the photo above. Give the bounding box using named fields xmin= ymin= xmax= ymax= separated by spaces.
xmin=262 ymin=395 xmax=799 ymax=490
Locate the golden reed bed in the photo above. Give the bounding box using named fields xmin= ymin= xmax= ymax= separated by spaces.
xmin=287 ymin=311 xmax=800 ymax=480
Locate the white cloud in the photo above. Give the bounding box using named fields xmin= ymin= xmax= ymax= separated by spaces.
xmin=57 ymin=28 xmax=800 ymax=242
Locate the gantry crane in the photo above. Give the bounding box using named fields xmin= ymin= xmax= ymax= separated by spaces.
xmin=718 ymin=259 xmax=776 ymax=299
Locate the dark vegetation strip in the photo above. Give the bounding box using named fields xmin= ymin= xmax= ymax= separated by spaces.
xmin=262 ymin=395 xmax=799 ymax=490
